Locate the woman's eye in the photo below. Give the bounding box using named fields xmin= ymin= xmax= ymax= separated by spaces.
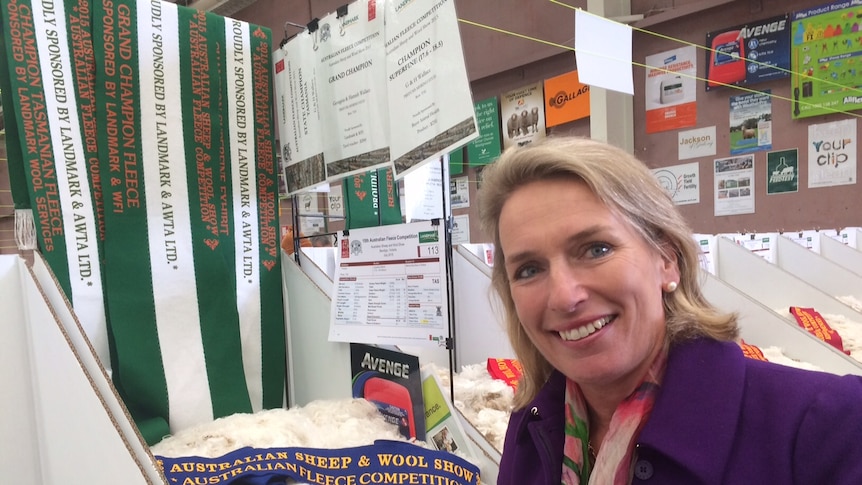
xmin=514 ymin=265 xmax=539 ymax=280
xmin=586 ymin=243 xmax=612 ymax=259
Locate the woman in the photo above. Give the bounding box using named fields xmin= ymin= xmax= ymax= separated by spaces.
xmin=478 ymin=137 xmax=862 ymax=484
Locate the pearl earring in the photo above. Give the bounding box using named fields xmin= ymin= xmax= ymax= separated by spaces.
xmin=665 ymin=281 xmax=678 ymax=292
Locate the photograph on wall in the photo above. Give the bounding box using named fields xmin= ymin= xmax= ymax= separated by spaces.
xmin=791 ymin=1 xmax=862 ymax=119
xmin=466 ymin=97 xmax=502 ymax=167
xmin=767 ymin=148 xmax=799 ymax=194
xmin=705 ymin=15 xmax=791 ymax=91
xmin=350 ymin=343 xmax=426 ymax=441
xmin=714 ymin=155 xmax=755 ymax=216
xmin=808 ymin=118 xmax=857 ymax=188
xmin=385 ymin=0 xmax=478 ymax=179
xmin=729 ymin=90 xmax=772 ymax=155
xmin=678 ymin=126 xmax=717 ymax=160
xmin=645 ymin=46 xmax=697 ymax=134
xmin=652 ymin=162 xmax=700 ymax=205
xmin=501 ymin=82 xmax=546 ymax=149
xmin=543 ymin=70 xmax=590 ymax=127
xmin=316 ymin=2 xmax=392 ymax=181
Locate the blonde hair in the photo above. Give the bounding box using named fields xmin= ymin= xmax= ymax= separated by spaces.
xmin=478 ymin=137 xmax=738 ymax=408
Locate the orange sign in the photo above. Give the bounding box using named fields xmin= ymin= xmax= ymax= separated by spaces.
xmin=543 ymin=70 xmax=590 ymax=127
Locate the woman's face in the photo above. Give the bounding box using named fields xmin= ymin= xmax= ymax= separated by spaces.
xmin=498 ymin=178 xmax=679 ymax=393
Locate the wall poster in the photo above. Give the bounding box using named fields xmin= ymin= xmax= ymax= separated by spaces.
xmin=714 ymin=155 xmax=755 ymax=216
xmin=767 ymin=148 xmax=799 ymax=194
xmin=652 ymin=162 xmax=700 ymax=205
xmin=466 ymin=97 xmax=502 ymax=167
xmin=501 ymin=82 xmax=546 ymax=149
xmin=705 ymin=15 xmax=790 ymax=91
xmin=543 ymin=70 xmax=590 ymax=127
xmin=678 ymin=126 xmax=717 ymax=160
xmin=791 ymin=0 xmax=862 ymax=119
xmin=807 ymin=118 xmax=857 ymax=188
xmin=729 ymin=90 xmax=772 ymax=155
xmin=645 ymin=46 xmax=697 ymax=133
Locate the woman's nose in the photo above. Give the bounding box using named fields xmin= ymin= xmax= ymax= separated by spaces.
xmin=546 ymin=264 xmax=587 ymax=313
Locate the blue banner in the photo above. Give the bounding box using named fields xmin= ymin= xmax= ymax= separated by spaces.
xmin=156 ymin=440 xmax=481 ymax=485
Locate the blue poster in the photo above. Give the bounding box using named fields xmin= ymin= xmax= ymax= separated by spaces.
xmin=705 ymin=15 xmax=791 ymax=91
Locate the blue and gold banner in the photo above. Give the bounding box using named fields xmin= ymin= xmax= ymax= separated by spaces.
xmin=157 ymin=440 xmax=481 ymax=485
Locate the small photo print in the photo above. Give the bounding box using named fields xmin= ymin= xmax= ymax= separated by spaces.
xmin=431 ymin=426 xmax=459 ymax=453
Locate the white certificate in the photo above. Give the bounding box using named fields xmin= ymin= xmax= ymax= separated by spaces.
xmin=316 ymin=2 xmax=391 ymax=180
xmin=274 ymin=31 xmax=327 ymax=194
xmin=385 ymin=0 xmax=478 ymax=178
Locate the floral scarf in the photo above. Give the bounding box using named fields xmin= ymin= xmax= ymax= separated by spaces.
xmin=561 ymin=351 xmax=667 ymax=485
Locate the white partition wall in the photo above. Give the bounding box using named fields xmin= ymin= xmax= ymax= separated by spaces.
xmin=715 ymin=236 xmax=862 ymax=317
xmin=702 ymin=271 xmax=862 ymax=375
xmin=0 ymin=256 xmax=42 ymax=484
xmin=453 ymin=246 xmax=514 ymax=367
xmin=0 ymin=254 xmax=164 ymax=484
xmin=283 ymin=251 xmax=352 ymax=406
xmin=775 ymin=235 xmax=862 ymax=299
xmin=819 ymin=232 xmax=862 ymax=278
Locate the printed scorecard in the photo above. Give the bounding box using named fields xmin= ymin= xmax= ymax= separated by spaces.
xmin=329 ymin=221 xmax=449 ymax=346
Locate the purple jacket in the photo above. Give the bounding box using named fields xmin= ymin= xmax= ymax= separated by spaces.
xmin=498 ymin=338 xmax=862 ymax=484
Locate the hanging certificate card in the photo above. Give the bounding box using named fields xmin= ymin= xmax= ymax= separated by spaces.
xmin=316 ymin=2 xmax=391 ymax=180
xmin=274 ymin=31 xmax=327 ymax=194
xmin=330 ymin=221 xmax=448 ymax=346
xmin=385 ymin=0 xmax=478 ymax=178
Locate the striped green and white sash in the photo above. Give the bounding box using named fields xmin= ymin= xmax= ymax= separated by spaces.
xmin=2 ymin=0 xmax=285 ymax=445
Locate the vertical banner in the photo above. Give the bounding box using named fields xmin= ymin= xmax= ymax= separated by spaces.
xmin=466 ymin=96 xmax=501 ymax=167
xmin=342 ymin=168 xmax=402 ymax=230
xmin=767 ymin=148 xmax=799 ymax=194
xmin=274 ymin=30 xmax=326 ymax=195
xmin=384 ymin=0 xmax=477 ymax=179
xmin=705 ymin=15 xmax=790 ymax=91
xmin=792 ymin=1 xmax=862 ymax=119
xmin=229 ymin=17 xmax=285 ymax=413
xmin=2 ymin=0 xmax=284 ymax=444
xmin=91 ymin=0 xmax=283 ymax=443
xmin=316 ymin=2 xmax=391 ymax=180
xmin=1 ymin=0 xmax=109 ymax=367
xmin=645 ymin=46 xmax=697 ymax=134
xmin=808 ymin=118 xmax=856 ymax=188
xmin=714 ymin=155 xmax=755 ymax=216
xmin=729 ymin=90 xmax=772 ymax=155
xmin=544 ymin=70 xmax=590 ymax=127
xmin=501 ymin=82 xmax=546 ymax=149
